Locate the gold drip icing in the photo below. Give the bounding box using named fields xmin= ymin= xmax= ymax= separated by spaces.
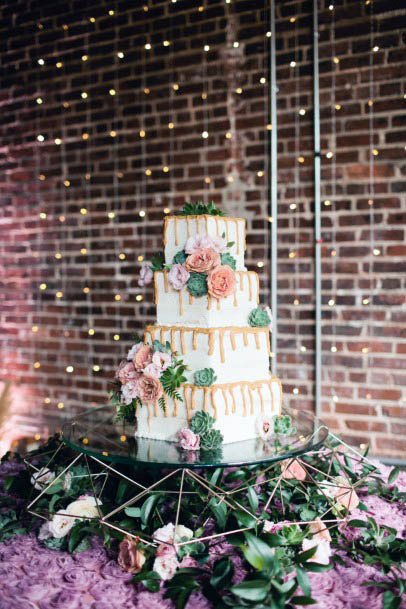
xmin=230 ymin=331 xmax=237 ymax=350
xmin=243 ymin=329 xmax=248 ymax=346
xmin=241 ymin=385 xmax=247 ymax=416
xmin=265 ymin=330 xmax=271 ymax=354
xmin=254 ymin=333 xmax=260 ymax=349
xmin=230 ymin=387 xmax=237 ymax=413
xmin=233 ymin=290 xmax=238 ymax=307
xmin=153 ymin=401 xmax=159 ymax=417
xmin=192 ymin=330 xmax=198 ymax=350
xmin=184 ymin=386 xmax=192 ymax=423
xmin=239 ymin=272 xmax=244 ymax=290
xmin=170 ymin=329 xmax=176 ymax=351
xmin=234 ymin=219 xmax=240 ymax=254
xmin=163 ymin=271 xmax=169 ymax=292
xmin=216 ymin=297 xmax=221 ymax=311
xmin=189 ymin=293 xmax=194 ymax=305
xmin=248 ymin=273 xmax=253 ymax=301
xmin=207 ymin=294 xmax=212 ymax=310
xmin=214 ymin=217 xmax=220 ymax=235
xmin=225 ymin=221 xmax=229 ymax=242
xmin=211 ymin=387 xmax=218 ymax=419
xmin=222 ymin=388 xmax=229 ymax=415
xmin=153 ymin=273 xmax=158 ymax=304
xmin=178 ymin=291 xmax=184 ymax=315
xmin=191 ymin=386 xmax=196 ymax=412
xmin=160 ymin=328 xmax=165 ymax=343
xmin=208 ymin=332 xmax=215 ymax=355
xmin=248 ymin=386 xmax=254 ymax=415
xmin=258 ymin=386 xmax=264 ymax=413
xmin=180 ymin=329 xmax=186 ymax=354
xmin=174 ymin=217 xmax=179 ymax=246
xmin=255 ymin=274 xmax=260 ymax=304
xmin=219 ymin=332 xmax=225 ymax=363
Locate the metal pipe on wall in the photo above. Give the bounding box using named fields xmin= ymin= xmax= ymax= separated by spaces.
xmin=269 ymin=0 xmax=278 ymax=376
xmin=313 ymin=0 xmax=322 ymax=421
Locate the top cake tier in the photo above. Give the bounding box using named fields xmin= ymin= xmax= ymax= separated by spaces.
xmin=163 ymin=215 xmax=246 ymax=270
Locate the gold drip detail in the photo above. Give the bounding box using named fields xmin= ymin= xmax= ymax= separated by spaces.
xmin=189 ymin=293 xmax=194 ymax=305
xmin=163 ymin=271 xmax=169 ymax=292
xmin=178 ymin=291 xmax=184 ymax=315
xmin=160 ymin=327 xmax=165 ymax=343
xmin=170 ymin=329 xmax=176 ymax=351
xmin=214 ymin=217 xmax=220 ymax=235
xmin=248 ymin=272 xmax=253 ymax=301
xmin=173 ymin=398 xmax=179 ymax=417
xmin=186 ymin=217 xmax=191 ymax=238
xmin=211 ymin=387 xmax=218 ymax=419
xmin=230 ymin=331 xmax=237 ymax=350
xmin=254 ymin=333 xmax=260 ymax=349
xmin=248 ymin=386 xmax=254 ymax=415
xmin=234 ymin=219 xmax=240 ymax=254
xmin=180 ymin=329 xmax=186 ymax=354
xmin=225 ymin=221 xmax=229 ymax=242
xmin=230 ymin=387 xmax=237 ymax=413
xmin=192 ymin=330 xmax=198 ymax=350
xmin=243 ymin=329 xmax=248 ymax=346
xmin=216 ymin=297 xmax=221 ymax=311
xmin=208 ymin=332 xmax=215 ymax=355
xmin=222 ymin=388 xmax=229 ymax=415
xmin=241 ymin=385 xmax=247 ymax=416
xmin=174 ymin=217 xmax=179 ymax=246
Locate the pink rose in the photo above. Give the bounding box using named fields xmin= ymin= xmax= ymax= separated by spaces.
xmin=137 ymin=374 xmax=163 ymax=403
xmin=334 ymin=485 xmax=360 ymax=512
xmin=143 ymin=363 xmax=162 ymax=378
xmin=127 ymin=343 xmax=143 ymax=360
xmin=116 ymin=361 xmax=138 ymax=384
xmin=185 ymin=248 xmax=220 ymax=273
xmin=152 ymin=350 xmax=172 ymax=371
xmin=168 ymin=264 xmax=190 ymax=290
xmin=153 ymin=554 xmax=179 ymax=580
xmin=185 ymin=234 xmax=226 ymax=254
xmin=156 ymin=543 xmax=177 ymax=558
xmin=138 ymin=262 xmax=153 ymax=287
xmin=281 ymin=459 xmax=307 ymax=481
xmin=207 ymin=265 xmax=237 ymax=299
xmin=256 ymin=416 xmax=273 ymax=441
xmin=118 ymin=538 xmax=146 ymax=574
xmin=133 ymin=344 xmax=153 ymax=371
xmin=177 ymin=428 xmax=200 ymax=451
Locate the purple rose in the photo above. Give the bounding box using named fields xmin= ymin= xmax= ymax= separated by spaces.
xmin=100 ymin=560 xmax=133 ymax=581
xmin=73 ymin=545 xmax=109 ymax=570
xmin=178 ymin=428 xmax=200 ymax=451
xmin=39 ymin=589 xmax=86 ymax=609
xmin=134 ymin=591 xmax=174 ymax=609
xmin=168 ymin=263 xmax=190 ymax=290
xmin=90 ymin=580 xmax=132 ymax=603
xmin=138 ymin=262 xmax=153 ymax=287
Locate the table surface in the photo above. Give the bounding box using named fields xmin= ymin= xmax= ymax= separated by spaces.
xmin=61 ymin=405 xmax=328 ymax=470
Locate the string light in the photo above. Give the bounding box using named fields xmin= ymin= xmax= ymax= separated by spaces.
xmin=144 ymin=87 xmax=150 ymax=95
xmin=32 ymin=325 xmax=39 ymax=333
xmin=82 ymin=54 xmax=88 ymax=61
xmin=363 ymin=298 xmax=370 ymax=305
xmin=324 ymin=199 xmax=331 ymax=206
xmin=64 ymin=179 xmax=70 ymax=187
xmin=257 ymin=261 xmax=264 ymax=268
xmin=88 ymin=328 xmax=95 ymax=335
xmin=114 ymin=294 xmax=121 ymax=301
xmin=173 ymin=83 xmax=179 ymax=91
xmin=297 ymin=156 xmax=305 ymax=163
xmin=81 ymin=92 xmax=88 ymax=99
xmin=260 ymin=77 xmax=266 ymax=84
xmin=204 ymin=45 xmax=210 ymax=52
xmin=372 ymin=45 xmax=379 ymax=52
xmin=118 ymin=252 xmax=126 ymax=260
xmin=328 ymin=298 xmax=335 ymax=306
xmin=290 ymin=17 xmax=296 ymax=23
xmin=163 ymin=208 xmax=171 ymax=214
xmin=39 ymin=283 xmax=47 ymax=290
xmin=266 ymin=31 xmax=271 ymax=37
xmin=333 ymin=56 xmax=339 ymax=64
xmin=235 ymin=87 xmax=243 ymax=94
xmin=168 ymin=122 xmax=174 ymax=129
xmin=39 ymin=212 xmax=47 ymax=219
xmin=54 ymin=138 xmax=62 ymax=145
xmin=225 ymin=132 xmax=232 ymax=139
xmin=300 ymin=345 xmax=307 ymax=352
xmin=108 ymin=211 xmax=116 ymax=219
xmin=373 ymin=248 xmax=381 ymax=256
xmin=110 ymin=130 xmax=117 ymax=137
xmin=37 ymin=134 xmax=44 ymax=142
xmin=36 ymin=97 xmax=43 ymax=104
xmin=37 ymin=58 xmax=45 ymax=65
xmin=145 ymin=168 xmax=152 ymax=176
xmin=83 ymin=286 xmax=90 ymax=294
xmin=117 ymin=51 xmax=124 ymax=59
xmin=290 ymin=203 xmax=297 ymax=210
xmin=163 ymin=40 xmax=170 ymax=47
xmin=204 ymin=177 xmax=211 ymax=184
xmin=113 ymin=334 xmax=120 ymax=341
xmin=144 ymin=43 xmax=151 ymax=50
xmin=293 ymin=298 xmax=300 ymax=306
xmin=66 ymin=365 xmax=74 ymax=373
xmin=139 ymin=210 xmax=146 ymax=217
xmin=93 ymin=365 xmax=101 ymax=372
xmin=299 ymin=108 xmax=306 ymax=116
xmin=372 ymin=148 xmax=379 ymax=156
xmin=326 ymin=151 xmax=334 ymax=159
xmin=56 ymin=61 xmax=63 ymax=68
xmin=109 ymin=88 xmax=116 ymax=96
xmin=257 ymin=170 xmax=264 ymax=177
xmin=57 ymin=402 xmax=65 ymax=409
xmin=80 ymin=247 xmax=87 ymax=255
xmin=293 ymin=387 xmax=299 ymax=395
xmin=362 ymin=346 xmax=369 ymax=353
xmin=290 ymin=60 xmax=296 ymax=68
xmin=331 ymin=346 xmax=337 ymax=353
xmin=233 ymin=41 xmax=239 ymax=48
xmin=59 ymin=215 xmax=65 ymax=222
xmin=202 ymin=130 xmax=209 ymax=139
xmin=33 ymin=361 xmax=41 ymax=369
xmin=80 ymin=207 xmax=88 ymax=215
xmin=135 ymin=295 xmax=143 ymax=302
xmin=139 ymin=129 xmax=146 ymax=137
xmin=56 ymin=290 xmax=63 ymax=298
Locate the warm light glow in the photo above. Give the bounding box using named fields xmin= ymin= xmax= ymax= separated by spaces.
xmin=168 ymin=122 xmax=174 ymax=129
xmin=81 ymin=92 xmax=88 ymax=99
xmin=163 ymin=166 xmax=169 ymax=173
xmin=56 ymin=62 xmax=63 ymax=68
xmin=39 ymin=212 xmax=47 ymax=219
xmin=372 ymin=148 xmax=379 ymax=156
xmin=335 ymin=104 xmax=342 ymax=110
xmin=82 ymin=132 xmax=89 ymax=140
xmin=202 ymin=131 xmax=209 ymax=139
xmin=139 ymin=129 xmax=146 ymax=137
xmin=373 ymin=45 xmax=379 ymax=52
xmin=300 ymin=345 xmax=307 ymax=352
xmin=266 ymin=31 xmax=271 ymax=37
xmin=173 ymin=83 xmax=179 ymax=91
xmin=293 ymin=298 xmax=300 ymax=306
xmin=139 ymin=210 xmax=146 ymax=217
xmin=363 ymin=298 xmax=370 ymax=305
xmin=108 ymin=211 xmax=116 ymax=219
xmin=257 ymin=171 xmax=264 ymax=177
xmin=66 ymin=365 xmax=74 ymax=373
xmin=145 ymin=43 xmax=151 ymax=50
xmin=119 ymin=252 xmax=126 ymax=260
xmin=80 ymin=207 xmax=87 ymax=215
xmin=138 ymin=255 xmax=144 ymax=262
xmin=290 ymin=60 xmax=296 ymax=68
xmin=64 ymin=179 xmax=70 ymax=187
xmin=136 ymin=294 xmax=143 ymax=302
xmin=57 ymin=402 xmax=64 ymax=409
xmin=257 ymin=261 xmax=264 ymax=268
xmin=288 ymin=251 xmax=296 ymax=259
xmin=204 ymin=45 xmax=210 ymax=52
xmin=109 ymin=88 xmax=116 ymax=96
xmin=145 ymin=169 xmax=152 ymax=176
xmin=36 ymin=97 xmax=43 ymax=104
xmin=293 ymin=387 xmax=299 ymax=395
xmin=144 ymin=87 xmax=150 ymax=95
xmin=362 ymin=346 xmax=369 ymax=353
xmin=32 ymin=325 xmax=39 ymax=333
xmin=80 ymin=247 xmax=87 ymax=255
xmin=37 ymin=134 xmax=44 ymax=142
xmin=93 ymin=365 xmax=101 ymax=372
xmin=290 ymin=203 xmax=297 ymax=210
xmin=328 ymin=299 xmax=335 ymax=306
xmin=225 ymin=132 xmax=232 ymax=139
xmin=297 ymin=156 xmax=305 ymax=163
xmin=83 ymin=286 xmax=90 ymax=294
xmin=204 ymin=177 xmax=211 ymax=184
xmin=324 ymin=199 xmax=331 ymax=206
xmin=38 ymin=58 xmax=45 ymax=65
xmin=55 ymin=252 xmax=62 ymax=259
xmin=117 ymin=51 xmax=124 ymax=58
xmin=233 ymin=42 xmax=239 ymax=48
xmin=54 ymin=138 xmax=62 ymax=145
xmin=163 ymin=40 xmax=170 ymax=47
xmin=56 ymin=291 xmax=63 ymax=298
xmin=82 ymin=54 xmax=88 ymax=62
xmin=113 ymin=334 xmax=120 ymax=341
xmin=39 ymin=283 xmax=47 ymax=290
xmin=114 ymin=294 xmax=121 ymax=301
xmin=59 ymin=215 xmax=65 ymax=222
xmin=110 ymin=130 xmax=117 ymax=137
xmin=88 ymin=328 xmax=95 ymax=335
xmin=235 ymin=87 xmax=243 ymax=94
xmin=373 ymin=248 xmax=381 ymax=256
xmin=326 ymin=151 xmax=334 ymax=159
xmin=260 ymin=77 xmax=266 ymax=84
xmin=333 ymin=56 xmax=339 ymax=64
xmin=164 ymin=208 xmax=170 ymax=214
xmin=34 ymin=361 xmax=41 ymax=369
xmin=299 ymin=108 xmax=306 ymax=116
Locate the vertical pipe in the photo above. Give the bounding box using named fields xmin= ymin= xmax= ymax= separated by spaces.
xmin=269 ymin=0 xmax=278 ymax=375
xmin=313 ymin=0 xmax=322 ymax=421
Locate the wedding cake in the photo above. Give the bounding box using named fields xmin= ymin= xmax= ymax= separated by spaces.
xmin=112 ymin=203 xmax=282 ymax=446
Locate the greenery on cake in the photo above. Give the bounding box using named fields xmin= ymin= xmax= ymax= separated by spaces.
xmin=177 ymin=411 xmax=223 ymax=451
xmin=273 ymin=414 xmax=296 ymax=435
xmin=193 ymin=367 xmax=217 ymax=386
xmin=190 ymin=411 xmax=215 ymax=435
xmin=186 ymin=272 xmax=208 ymax=297
xmin=112 ymin=339 xmax=187 ymax=422
xmin=179 ymin=201 xmax=225 ymax=216
xmin=220 ymin=252 xmax=237 ymax=270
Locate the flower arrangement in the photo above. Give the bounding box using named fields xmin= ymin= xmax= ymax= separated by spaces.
xmin=112 ymin=337 xmax=187 ymax=421
xmin=177 ymin=411 xmax=223 ymax=451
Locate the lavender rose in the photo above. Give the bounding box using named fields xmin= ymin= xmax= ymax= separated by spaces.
xmin=177 ymin=428 xmax=200 ymax=451
xmin=168 ymin=263 xmax=190 ymax=290
xmin=138 ymin=261 xmax=153 ymax=287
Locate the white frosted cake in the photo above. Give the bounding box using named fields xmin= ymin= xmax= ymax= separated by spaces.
xmin=113 ymin=205 xmax=282 ymax=446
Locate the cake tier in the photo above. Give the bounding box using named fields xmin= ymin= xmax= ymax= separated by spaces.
xmin=154 ymin=270 xmax=259 ymax=327
xmin=144 ymin=325 xmax=271 ymax=384
xmin=135 ymin=376 xmax=282 ymax=444
xmin=163 ymin=215 xmax=246 ymax=270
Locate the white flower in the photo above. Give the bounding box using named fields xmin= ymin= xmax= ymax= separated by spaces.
xmin=38 ymin=521 xmax=52 ymax=540
xmin=62 ymin=471 xmax=73 ymax=492
xmin=121 ymin=380 xmax=139 ymax=405
xmin=46 ymin=496 xmax=102 ymax=539
xmin=255 ymin=415 xmax=273 ymax=441
xmin=152 ymin=350 xmax=172 ymax=371
xmin=152 ymin=522 xmax=193 ymax=544
xmin=302 ymin=538 xmax=332 ymax=565
xmin=127 ymin=343 xmax=143 ymax=361
xmin=153 ymin=555 xmax=179 ymax=581
xmin=30 ymin=467 xmax=55 ymax=490
xmin=143 ymin=363 xmax=163 ymax=378
xmin=184 ymin=234 xmax=226 ymax=254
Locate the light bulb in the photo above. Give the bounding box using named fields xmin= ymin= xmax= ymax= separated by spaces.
xmin=56 ymin=291 xmax=63 ymax=298
xmin=113 ymin=334 xmax=120 ymax=341
xmin=145 ymin=169 xmax=152 ymax=176
xmin=298 ymin=156 xmax=305 ymax=163
xmin=293 ymin=387 xmax=299 ymax=395
xmin=260 ymin=77 xmax=266 ymax=84
xmin=32 ymin=325 xmax=39 ymax=332
xmin=117 ymin=51 xmax=124 ymax=58
xmin=83 ymin=286 xmax=90 ymax=294
xmin=118 ymin=252 xmax=126 ymax=260
xmin=204 ymin=44 xmax=210 ymax=52
xmin=144 ymin=87 xmax=150 ymax=95
xmin=80 ymin=247 xmax=87 ymax=255
xmin=373 ymin=248 xmax=381 ymax=256
xmin=233 ymin=42 xmax=239 ymax=48
xmin=80 ymin=207 xmax=87 ymax=215
xmin=235 ymin=87 xmax=243 ymax=94
xmin=93 ymin=364 xmax=101 ymax=372
xmin=38 ymin=58 xmax=45 ymax=65
xmin=39 ymin=212 xmax=47 ymax=219
xmin=139 ymin=210 xmax=146 ymax=217
xmin=136 ymin=294 xmax=143 ymax=302
xmin=64 ymin=179 xmax=70 ymax=187
xmin=335 ymin=104 xmax=342 ymax=110
xmin=82 ymin=132 xmax=89 ymax=140
xmin=202 ymin=131 xmax=208 ymax=139
xmin=109 ymin=88 xmax=116 ymax=96
xmin=168 ymin=122 xmax=174 ymax=129
xmin=257 ymin=261 xmax=264 ymax=268
xmin=290 ymin=60 xmax=296 ymax=67
xmin=81 ymin=92 xmax=88 ymax=99
xmin=57 ymin=402 xmax=64 ymax=409
xmin=266 ymin=31 xmax=271 ymax=37
xmin=88 ymin=328 xmax=95 ymax=335
xmin=54 ymin=138 xmax=62 ymax=145
xmin=299 ymin=108 xmax=306 ymax=116
xmin=34 ymin=361 xmax=41 ymax=369
xmin=145 ymin=43 xmax=151 ymax=50
xmin=163 ymin=40 xmax=170 ymax=47
xmin=110 ymin=130 xmax=117 ymax=137
xmin=300 ymin=345 xmax=307 ymax=352
xmin=108 ymin=211 xmax=115 ymax=219
xmin=114 ymin=294 xmax=121 ymax=301
xmin=173 ymin=83 xmax=179 ymax=91
xmin=372 ymin=45 xmax=379 ymax=52
xmin=81 ymin=54 xmax=88 ymax=61
xmin=37 ymin=134 xmax=44 ymax=142
xmin=163 ymin=208 xmax=170 ymax=214
xmin=36 ymin=97 xmax=43 ymax=104
xmin=39 ymin=283 xmax=47 ymax=290
xmin=225 ymin=132 xmax=232 ymax=139
xmin=137 ymin=255 xmax=144 ymax=262
xmin=204 ymin=177 xmax=211 ymax=184
xmin=139 ymin=129 xmax=146 ymax=137
xmin=66 ymin=365 xmax=74 ymax=373
xmin=55 ymin=252 xmax=62 ymax=259
xmin=290 ymin=203 xmax=297 ymax=210
xmin=56 ymin=61 xmax=63 ymax=68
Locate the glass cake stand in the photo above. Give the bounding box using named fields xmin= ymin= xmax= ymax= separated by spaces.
xmin=27 ymin=406 xmax=329 ymax=546
xmin=61 ymin=405 xmax=328 ymax=469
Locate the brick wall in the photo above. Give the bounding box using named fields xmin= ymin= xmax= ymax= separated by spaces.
xmin=1 ymin=0 xmax=405 ymax=458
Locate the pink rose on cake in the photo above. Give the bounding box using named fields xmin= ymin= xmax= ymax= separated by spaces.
xmin=138 ymin=261 xmax=153 ymax=287
xmin=152 ymin=350 xmax=172 ymax=371
xmin=177 ymin=428 xmax=200 ymax=451
xmin=143 ymin=363 xmax=162 ymax=378
xmin=185 ymin=234 xmax=226 ymax=254
xmin=185 ymin=248 xmax=220 ymax=273
xmin=116 ymin=360 xmax=139 ymax=384
xmin=168 ymin=263 xmax=190 ymax=290
xmin=133 ymin=344 xmax=153 ymax=371
xmin=207 ymin=265 xmax=236 ymax=298
xmin=137 ymin=374 xmax=163 ymax=403
xmin=127 ymin=342 xmax=143 ymax=360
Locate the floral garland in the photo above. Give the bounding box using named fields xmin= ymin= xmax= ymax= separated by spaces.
xmin=112 ymin=337 xmax=187 ymax=421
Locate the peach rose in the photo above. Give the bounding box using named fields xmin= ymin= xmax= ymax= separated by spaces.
xmin=185 ymin=248 xmax=220 ymax=273
xmin=309 ymin=518 xmax=332 ymax=543
xmin=137 ymin=374 xmax=163 ymax=403
xmin=281 ymin=459 xmax=307 ymax=481
xmin=207 ymin=265 xmax=237 ymax=299
xmin=118 ymin=538 xmax=146 ymax=574
xmin=133 ymin=344 xmax=153 ymax=371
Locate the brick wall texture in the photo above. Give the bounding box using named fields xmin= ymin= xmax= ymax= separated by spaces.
xmin=1 ymin=0 xmax=405 ymax=458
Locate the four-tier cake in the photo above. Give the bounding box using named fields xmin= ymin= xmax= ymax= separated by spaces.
xmin=112 ymin=204 xmax=282 ymax=445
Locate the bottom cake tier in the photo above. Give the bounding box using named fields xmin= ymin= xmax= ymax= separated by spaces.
xmin=135 ymin=376 xmax=282 ymax=444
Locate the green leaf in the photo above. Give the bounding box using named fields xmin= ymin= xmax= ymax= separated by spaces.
xmin=388 ymin=467 xmax=400 ymax=485
xmin=140 ymin=494 xmax=161 ymax=526
xmin=133 ymin=571 xmax=161 ymax=592
xmin=291 ymin=596 xmax=317 ymax=605
xmin=247 ymin=487 xmax=259 ymax=513
xmin=124 ymin=507 xmax=141 ymax=518
xmin=150 ymin=252 xmax=165 ymax=271
xmin=210 ymin=557 xmax=234 ymax=590
xmin=234 ymin=510 xmax=257 ymax=529
xmin=242 ymin=533 xmax=275 ymax=572
xmin=296 ymin=545 xmax=318 ymax=563
xmin=347 ymin=519 xmax=368 ymax=528
xmin=383 ymin=590 xmax=401 ymax=609
xmin=296 ymin=566 xmax=311 ymax=596
xmin=230 ymin=579 xmax=270 ymax=602
xmin=209 ymin=497 xmax=228 ymax=530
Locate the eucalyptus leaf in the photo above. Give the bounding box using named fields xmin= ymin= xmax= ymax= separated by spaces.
xmin=141 ymin=494 xmax=162 ymax=526
xmin=125 ymin=507 xmax=141 ymax=518
xmin=210 ymin=557 xmax=234 ymax=590
xmin=243 ymin=533 xmax=275 ymax=572
xmin=230 ymin=579 xmax=270 ymax=602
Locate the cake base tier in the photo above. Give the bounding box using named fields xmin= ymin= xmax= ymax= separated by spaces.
xmin=135 ymin=376 xmax=282 ymax=444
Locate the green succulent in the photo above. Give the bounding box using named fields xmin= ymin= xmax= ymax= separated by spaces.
xmin=173 ymin=250 xmax=187 ymax=264
xmin=200 ymin=428 xmax=223 ymax=450
xmin=248 ymin=306 xmax=271 ymax=327
xmin=187 ymin=273 xmax=208 ymax=297
xmin=220 ymin=252 xmax=237 ymax=270
xmin=273 ymin=414 xmax=295 ymax=435
xmin=194 ymin=368 xmax=217 ymax=387
xmin=190 ymin=411 xmax=215 ymax=435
